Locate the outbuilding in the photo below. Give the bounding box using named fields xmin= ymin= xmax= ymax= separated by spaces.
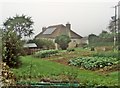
xmin=23 ymin=43 xmax=38 ymax=55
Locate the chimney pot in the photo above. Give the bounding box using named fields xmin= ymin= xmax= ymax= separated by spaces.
xmin=42 ymin=27 xmax=46 ymax=32
xmin=66 ymin=22 xmax=71 ymax=30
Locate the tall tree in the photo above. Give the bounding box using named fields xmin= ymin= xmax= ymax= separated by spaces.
xmin=99 ymin=30 xmax=112 ymax=38
xmin=108 ymin=20 xmax=117 ymax=33
xmin=108 ymin=18 xmax=118 ymax=49
xmin=3 ymin=15 xmax=34 ymax=38
xmin=2 ymin=15 xmax=34 ymax=68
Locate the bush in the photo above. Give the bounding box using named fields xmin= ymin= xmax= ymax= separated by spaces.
xmin=55 ymin=35 xmax=71 ymax=50
xmin=32 ymin=39 xmax=55 ymax=49
xmin=2 ymin=31 xmax=23 ymax=68
xmin=34 ymin=50 xmax=58 ymax=58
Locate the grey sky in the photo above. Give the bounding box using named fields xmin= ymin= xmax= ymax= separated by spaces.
xmin=0 ymin=0 xmax=119 ymax=38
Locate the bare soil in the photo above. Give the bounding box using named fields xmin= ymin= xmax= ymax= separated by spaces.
xmin=51 ymin=58 xmax=69 ymax=66
xmin=97 ymin=64 xmax=120 ymax=74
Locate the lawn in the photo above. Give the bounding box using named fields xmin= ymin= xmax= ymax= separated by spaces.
xmin=12 ymin=56 xmax=119 ymax=86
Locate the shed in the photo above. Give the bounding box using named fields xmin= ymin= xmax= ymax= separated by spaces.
xmin=23 ymin=43 xmax=38 ymax=55
xmin=23 ymin=43 xmax=37 ymax=49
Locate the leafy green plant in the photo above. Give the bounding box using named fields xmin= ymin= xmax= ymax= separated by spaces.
xmin=34 ymin=50 xmax=58 ymax=58
xmin=69 ymin=57 xmax=119 ymax=70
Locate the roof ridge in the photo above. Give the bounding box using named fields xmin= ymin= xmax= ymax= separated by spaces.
xmin=47 ymin=24 xmax=64 ymax=28
xmin=70 ymin=30 xmax=83 ymax=38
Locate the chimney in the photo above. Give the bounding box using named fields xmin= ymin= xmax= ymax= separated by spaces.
xmin=66 ymin=22 xmax=71 ymax=37
xmin=66 ymin=22 xmax=71 ymax=30
xmin=42 ymin=27 xmax=46 ymax=32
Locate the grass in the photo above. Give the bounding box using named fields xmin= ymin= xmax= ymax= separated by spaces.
xmin=93 ymin=51 xmax=118 ymax=58
xmin=12 ymin=56 xmax=119 ymax=86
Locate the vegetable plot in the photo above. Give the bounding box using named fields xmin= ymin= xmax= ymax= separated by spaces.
xmin=34 ymin=50 xmax=58 ymax=58
xmin=69 ymin=57 xmax=119 ymax=70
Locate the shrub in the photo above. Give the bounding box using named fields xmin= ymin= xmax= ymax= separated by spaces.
xmin=2 ymin=15 xmax=34 ymax=68
xmin=55 ymin=35 xmax=71 ymax=50
xmin=33 ymin=39 xmax=55 ymax=49
xmin=2 ymin=31 xmax=23 ymax=68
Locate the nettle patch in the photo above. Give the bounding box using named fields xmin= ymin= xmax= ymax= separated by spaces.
xmin=69 ymin=57 xmax=119 ymax=70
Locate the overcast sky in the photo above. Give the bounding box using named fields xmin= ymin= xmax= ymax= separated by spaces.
xmin=0 ymin=0 xmax=120 ymax=38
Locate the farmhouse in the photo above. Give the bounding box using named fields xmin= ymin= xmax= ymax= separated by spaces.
xmin=80 ymin=37 xmax=89 ymax=45
xmin=35 ymin=23 xmax=82 ymax=49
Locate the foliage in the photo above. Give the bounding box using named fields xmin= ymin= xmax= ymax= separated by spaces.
xmin=12 ymin=56 xmax=119 ymax=86
xmin=0 ymin=28 xmax=2 ymax=55
xmin=69 ymin=57 xmax=119 ymax=70
xmin=30 ymin=39 xmax=55 ymax=49
xmin=89 ymin=42 xmax=114 ymax=47
xmin=88 ymin=32 xmax=118 ymax=47
xmin=99 ymin=30 xmax=113 ymax=38
xmin=88 ymin=34 xmax=98 ymax=44
xmin=92 ymin=51 xmax=118 ymax=58
xmin=108 ymin=19 xmax=118 ymax=33
xmin=34 ymin=50 xmax=58 ymax=58
xmin=55 ymin=35 xmax=71 ymax=50
xmin=2 ymin=31 xmax=23 ymax=68
xmin=88 ymin=34 xmax=99 ymax=46
xmin=2 ymin=15 xmax=34 ymax=68
xmin=88 ymin=26 xmax=120 ymax=47
xmin=98 ymin=31 xmax=118 ymax=45
xmin=12 ymin=56 xmax=79 ymax=82
xmin=3 ymin=15 xmax=34 ymax=38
